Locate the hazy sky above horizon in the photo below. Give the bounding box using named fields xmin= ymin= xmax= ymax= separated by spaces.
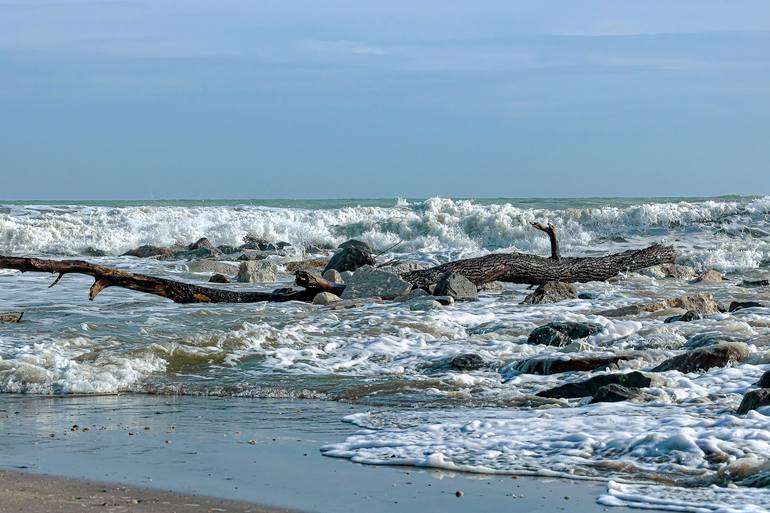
xmin=1 ymin=1 xmax=769 ymax=200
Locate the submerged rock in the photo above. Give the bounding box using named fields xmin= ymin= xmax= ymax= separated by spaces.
xmin=434 ymin=273 xmax=478 ymax=301
xmin=728 ymin=301 xmax=764 ymax=312
xmin=509 ymin=354 xmax=630 ymax=375
xmin=0 ymin=312 xmax=23 ymax=323
xmin=448 ymin=353 xmax=486 ymax=371
xmin=328 ymin=297 xmax=384 ymax=310
xmin=312 ymin=292 xmax=341 ymax=305
xmin=590 ymin=384 xmax=645 ymax=404
xmin=340 ymin=265 xmax=412 ymax=300
xmin=737 ymin=389 xmax=770 ymax=415
xmin=235 ymin=260 xmax=278 ymax=283
xmin=664 ymin=310 xmax=702 ymax=323
xmin=208 ymin=273 xmax=230 ymax=283
xmin=323 ymin=240 xmax=376 ymax=273
xmin=527 ymin=322 xmax=604 ymax=347
xmin=598 ymin=293 xmax=720 ymax=318
xmin=683 ymin=332 xmax=742 ymax=350
xmin=652 ymin=342 xmax=750 ymax=373
xmin=537 ymin=371 xmax=661 ymax=399
xmin=432 ymin=295 xmax=455 ymax=306
xmin=322 ymin=269 xmax=344 ymax=284
xmin=740 ymin=279 xmax=770 ymax=288
xmin=407 ymin=298 xmax=442 ymax=311
xmin=521 ymin=281 xmax=576 ymax=304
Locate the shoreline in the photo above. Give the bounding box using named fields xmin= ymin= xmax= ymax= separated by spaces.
xmin=0 ymin=394 xmax=643 ymax=513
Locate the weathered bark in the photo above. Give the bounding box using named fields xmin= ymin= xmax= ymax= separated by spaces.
xmin=401 ymin=244 xmax=676 ymax=289
xmin=0 ymin=256 xmax=317 ymax=304
xmin=0 ymin=223 xmax=675 ymax=304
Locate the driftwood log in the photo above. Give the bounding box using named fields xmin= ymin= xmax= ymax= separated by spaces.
xmin=0 ymin=224 xmax=675 ymax=304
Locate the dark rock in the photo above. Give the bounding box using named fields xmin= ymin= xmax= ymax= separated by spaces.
xmin=217 ymin=245 xmax=240 ymax=255
xmin=0 ymin=312 xmax=24 ymax=323
xmin=83 ymin=247 xmax=108 ymax=257
xmin=740 ymin=279 xmax=770 ymax=288
xmin=188 ymin=237 xmax=216 ymax=251
xmin=522 ymin=281 xmax=576 ymax=304
xmin=434 ymin=273 xmax=478 ymax=301
xmin=208 ymin=273 xmax=230 ymax=283
xmin=737 ymin=389 xmax=770 ymax=414
xmin=578 ymin=292 xmax=597 ymax=300
xmin=174 ymin=247 xmax=223 ymax=260
xmin=590 ymin=384 xmax=642 ymax=404
xmin=758 ymin=371 xmax=770 ymax=388
xmin=684 ymin=332 xmax=742 ymax=350
xmin=729 ymin=301 xmax=764 ymax=313
xmin=651 ymin=342 xmax=750 ymax=373
xmin=122 ymin=245 xmax=176 ymax=259
xmin=449 ymin=353 xmax=485 ymax=371
xmin=664 ymin=310 xmax=702 ymax=323
xmin=237 ymin=251 xmax=268 ymax=261
xmin=323 ymin=240 xmax=376 ymax=274
xmin=537 ymin=371 xmax=661 ymax=399
xmin=276 ymin=241 xmax=292 ymax=249
xmin=527 ymin=322 xmax=604 ymax=347
xmin=510 ymin=354 xmax=630 ymax=375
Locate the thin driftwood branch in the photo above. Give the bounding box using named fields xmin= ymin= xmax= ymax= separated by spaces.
xmin=531 ymin=222 xmax=560 ymax=260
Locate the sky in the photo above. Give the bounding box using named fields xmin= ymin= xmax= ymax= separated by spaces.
xmin=1 ymin=0 xmax=769 ymax=200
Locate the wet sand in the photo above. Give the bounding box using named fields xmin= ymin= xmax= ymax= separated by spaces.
xmin=0 ymin=394 xmax=643 ymax=513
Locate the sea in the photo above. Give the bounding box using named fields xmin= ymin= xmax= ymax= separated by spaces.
xmin=1 ymin=196 xmax=770 ymax=512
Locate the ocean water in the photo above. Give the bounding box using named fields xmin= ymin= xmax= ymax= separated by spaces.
xmin=2 ymin=196 xmax=770 ymax=512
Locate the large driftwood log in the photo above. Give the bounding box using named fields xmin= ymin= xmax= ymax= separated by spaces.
xmin=0 ymin=224 xmax=675 ymax=303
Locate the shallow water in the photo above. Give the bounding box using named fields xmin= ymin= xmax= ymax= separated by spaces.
xmin=2 ymin=196 xmax=770 ymax=512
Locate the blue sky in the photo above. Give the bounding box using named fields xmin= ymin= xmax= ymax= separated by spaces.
xmin=1 ymin=1 xmax=769 ymax=199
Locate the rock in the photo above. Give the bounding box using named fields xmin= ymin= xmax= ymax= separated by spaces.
xmin=408 ymin=298 xmax=442 ymax=311
xmin=340 ymin=265 xmax=412 ymax=300
xmin=322 ymin=269 xmax=344 ymax=284
xmin=323 ymin=240 xmax=376 ymax=273
xmin=527 ymin=322 xmax=604 ymax=347
xmin=693 ymin=270 xmax=723 ymax=283
xmin=208 ymin=273 xmax=230 ymax=283
xmin=432 ymin=296 xmax=456 ymax=306
xmin=83 ymin=247 xmax=108 ymax=257
xmin=590 ymin=384 xmax=644 ymax=404
xmin=509 ymin=354 xmax=630 ymax=375
xmin=328 ymin=298 xmax=384 ymax=310
xmin=639 ymin=264 xmax=698 ymax=280
xmin=651 ymin=342 xmax=750 ymax=373
xmin=379 ymin=261 xmax=429 ymax=274
xmin=683 ymin=332 xmax=742 ymax=350
xmin=188 ymin=237 xmax=216 ymax=251
xmin=397 ymin=289 xmax=429 ymax=302
xmin=757 ymin=371 xmax=770 ymax=388
xmin=664 ymin=310 xmax=702 ymax=323
xmin=537 ymin=371 xmax=661 ymax=399
xmin=276 ymin=241 xmax=292 ymax=249
xmin=285 ymin=258 xmax=330 ymax=273
xmin=578 ymin=292 xmax=597 ymax=300
xmin=237 ymin=251 xmax=269 ymax=261
xmin=122 ymin=245 xmax=176 ymax=259
xmin=340 ymin=271 xmax=355 ymax=282
xmin=598 ymin=293 xmax=720 ymax=318
xmin=521 ymin=281 xmax=576 ymax=304
xmin=434 ymin=273 xmax=478 ymax=301
xmin=737 ymin=389 xmax=770 ymax=414
xmin=449 ymin=354 xmax=486 ymax=371
xmin=235 ymin=260 xmax=278 ymax=283
xmin=312 ymin=292 xmax=342 ymax=305
xmin=740 ymin=279 xmax=770 ymax=288
xmin=217 ymin=245 xmax=240 ymax=255
xmin=480 ymin=281 xmax=505 ymax=293
xmin=175 ymin=247 xmax=223 ymax=260
xmin=729 ymin=301 xmax=764 ymax=313
xmin=185 ymin=260 xmax=240 ymax=275
xmin=0 ymin=312 xmax=23 ymax=323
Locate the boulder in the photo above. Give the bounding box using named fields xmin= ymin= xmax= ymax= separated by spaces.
xmin=122 ymin=245 xmax=176 ymax=259
xmin=340 ymin=265 xmax=412 ymax=300
xmin=590 ymin=384 xmax=644 ymax=404
xmin=737 ymin=389 xmax=770 ymax=415
xmin=537 ymin=371 xmax=661 ymax=399
xmin=322 ymin=269 xmax=344 ymax=284
xmin=208 ymin=273 xmax=230 ymax=283
xmin=449 ymin=354 xmax=486 ymax=371
xmin=186 ymin=260 xmax=240 ymax=275
xmin=433 ymin=273 xmax=478 ymax=301
xmin=217 ymin=245 xmax=240 ymax=255
xmin=639 ymin=264 xmax=698 ymax=280
xmin=693 ymin=270 xmax=723 ymax=284
xmin=175 ymin=247 xmax=223 ymax=260
xmin=664 ymin=310 xmax=702 ymax=323
xmin=683 ymin=332 xmax=742 ymax=350
xmin=509 ymin=354 xmax=630 ymax=375
xmin=521 ymin=281 xmax=576 ymax=304
xmin=652 ymin=342 xmax=750 ymax=373
xmin=235 ymin=261 xmax=279 ymax=283
xmin=408 ymin=298 xmax=443 ymax=311
xmin=729 ymin=301 xmax=764 ymax=313
xmin=323 ymin=240 xmax=376 ymax=273
xmin=188 ymin=237 xmax=216 ymax=251
xmin=527 ymin=322 xmax=604 ymax=347
xmin=578 ymin=292 xmax=597 ymax=300
xmin=0 ymin=312 xmax=23 ymax=323
xmin=83 ymin=247 xmax=108 ymax=257
xmin=758 ymin=371 xmax=770 ymax=388
xmin=598 ymin=293 xmax=720 ymax=318
xmin=285 ymin=258 xmax=330 ymax=273
xmin=480 ymin=281 xmax=505 ymax=293
xmin=312 ymin=292 xmax=342 ymax=305
xmin=740 ymin=279 xmax=770 ymax=288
